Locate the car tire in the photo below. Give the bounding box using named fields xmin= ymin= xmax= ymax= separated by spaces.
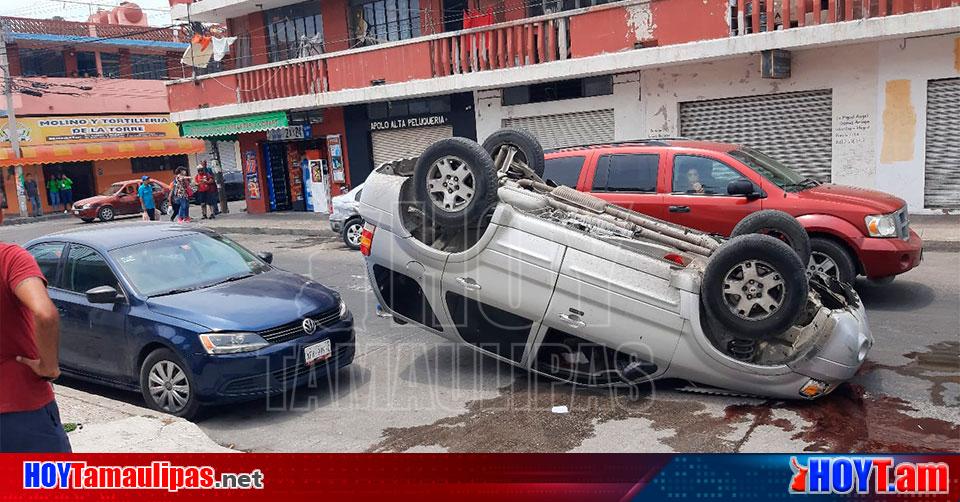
xmin=342 ymin=217 xmax=363 ymax=250
xmin=97 ymin=205 xmax=115 ymax=222
xmin=808 ymin=237 xmax=857 ymax=284
xmin=730 ymin=210 xmax=811 ymax=264
xmin=139 ymin=348 xmax=201 ymax=420
xmin=157 ymin=199 xmax=170 ymax=215
xmin=702 ymin=234 xmax=808 ymax=339
xmin=481 ymin=128 xmax=546 ymax=179
xmin=413 ymin=137 xmax=498 ymax=230
xmin=81 ymin=218 xmax=94 ymax=223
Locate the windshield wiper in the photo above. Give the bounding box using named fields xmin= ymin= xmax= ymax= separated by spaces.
xmin=151 ymin=286 xmax=202 ymax=297
xmin=209 ymin=272 xmax=254 ymax=287
xmin=799 ymin=177 xmax=821 ymax=187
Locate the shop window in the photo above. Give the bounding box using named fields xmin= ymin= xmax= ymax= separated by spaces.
xmin=100 ymin=52 xmax=120 ymax=78
xmin=592 ymin=154 xmax=659 ymax=193
xmin=265 ymin=1 xmax=324 ymax=62
xmin=131 ymin=54 xmax=167 ymax=80
xmin=502 ymin=76 xmax=613 ymax=106
xmin=351 ymin=0 xmax=420 ymax=46
xmin=527 ymin=0 xmax=612 ymax=16
xmin=19 ymin=48 xmax=66 ymax=77
xmin=131 ymin=155 xmax=189 ymax=174
xmin=77 ymin=52 xmax=97 ymax=78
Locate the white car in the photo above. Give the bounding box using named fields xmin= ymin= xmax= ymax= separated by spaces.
xmin=357 ymin=131 xmax=872 ymax=399
xmin=329 ymin=183 xmax=364 ymax=250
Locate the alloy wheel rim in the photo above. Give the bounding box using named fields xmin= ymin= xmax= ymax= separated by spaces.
xmin=425 ymin=156 xmax=476 ymax=212
xmin=347 ymin=223 xmax=362 ymax=246
xmin=807 ymin=251 xmax=840 ymax=280
xmin=722 ymin=259 xmax=786 ymax=321
xmin=148 ymin=360 xmax=190 ymax=413
xmin=101 ymin=207 xmax=113 ymax=219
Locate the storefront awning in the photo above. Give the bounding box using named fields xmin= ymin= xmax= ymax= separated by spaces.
xmin=180 ymin=111 xmax=288 ymax=138
xmin=0 ymin=138 xmax=206 ymax=167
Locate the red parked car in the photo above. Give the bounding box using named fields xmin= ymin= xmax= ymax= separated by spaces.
xmin=542 ymin=140 xmax=922 ymax=284
xmin=72 ymin=178 xmax=171 ymax=223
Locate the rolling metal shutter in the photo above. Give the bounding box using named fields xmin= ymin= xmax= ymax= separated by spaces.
xmin=371 ymin=125 xmax=453 ymax=168
xmin=217 ymin=141 xmax=239 ymax=173
xmin=924 ymin=78 xmax=960 ymax=209
xmin=680 ymin=90 xmax=833 ymax=181
xmin=503 ymin=109 xmax=614 ymax=149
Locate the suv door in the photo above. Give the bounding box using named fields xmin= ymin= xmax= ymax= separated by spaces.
xmin=441 ymin=219 xmax=565 ymax=364
xmin=57 ymin=244 xmax=130 ymax=380
xmin=586 ymin=153 xmax=665 ymax=219
xmin=661 ymin=153 xmax=762 ymax=235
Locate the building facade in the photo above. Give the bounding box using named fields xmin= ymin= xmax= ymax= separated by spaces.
xmin=166 ymin=0 xmax=960 ymax=214
xmin=0 ymin=5 xmax=205 ymax=218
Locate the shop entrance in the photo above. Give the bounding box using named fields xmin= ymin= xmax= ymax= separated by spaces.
xmin=42 ymin=161 xmax=95 ymax=205
xmin=263 ymin=138 xmax=327 ymax=212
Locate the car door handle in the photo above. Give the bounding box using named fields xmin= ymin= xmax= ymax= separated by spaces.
xmin=557 ymin=313 xmax=585 ymax=329
xmin=668 ymin=205 xmax=690 ymax=213
xmin=456 ymin=277 xmax=481 ymax=291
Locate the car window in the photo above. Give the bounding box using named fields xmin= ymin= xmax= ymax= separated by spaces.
xmin=26 ymin=242 xmax=65 ymax=286
xmin=672 ymin=155 xmax=748 ymax=195
xmin=592 ymin=154 xmax=658 ymax=192
xmin=151 ymin=182 xmax=164 ymax=193
xmin=121 ymin=184 xmax=136 ymax=196
xmin=542 ymin=156 xmax=586 ymax=188
xmin=354 ymin=189 xmax=363 ymax=201
xmin=62 ymin=244 xmax=119 ymax=294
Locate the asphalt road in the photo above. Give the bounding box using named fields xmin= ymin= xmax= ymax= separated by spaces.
xmin=3 ymin=217 xmax=958 ymax=452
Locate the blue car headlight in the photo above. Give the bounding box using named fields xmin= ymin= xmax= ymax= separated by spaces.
xmin=199 ymin=332 xmax=269 ymax=355
xmin=338 ymin=297 xmax=349 ymax=320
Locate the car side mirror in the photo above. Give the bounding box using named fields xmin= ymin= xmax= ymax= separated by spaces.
xmin=257 ymin=251 xmax=273 ymax=264
xmin=727 ymin=179 xmax=763 ymax=199
xmin=86 ymin=285 xmax=122 ymax=304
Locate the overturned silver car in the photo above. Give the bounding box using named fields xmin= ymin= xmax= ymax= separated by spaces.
xmin=358 ymin=130 xmax=872 ymax=399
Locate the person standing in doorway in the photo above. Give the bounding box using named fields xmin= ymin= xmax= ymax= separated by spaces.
xmin=58 ymin=174 xmax=73 ymax=213
xmin=172 ymin=167 xmax=192 ymax=223
xmin=0 ymin=241 xmax=72 ymax=453
xmin=24 ymin=174 xmax=41 ymax=217
xmin=46 ymin=174 xmax=60 ymax=211
xmin=137 ymin=176 xmax=157 ymax=221
xmin=195 ymin=164 xmax=217 ymax=220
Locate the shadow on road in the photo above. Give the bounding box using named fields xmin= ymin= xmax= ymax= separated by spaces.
xmin=855 ymin=279 xmax=936 ymax=311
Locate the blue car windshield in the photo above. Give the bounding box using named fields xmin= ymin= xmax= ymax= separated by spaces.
xmin=110 ymin=233 xmax=267 ymax=297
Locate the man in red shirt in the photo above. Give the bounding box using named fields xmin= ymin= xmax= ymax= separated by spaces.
xmin=0 ymin=236 xmax=72 ymax=452
xmin=194 ymin=162 xmax=218 ymax=220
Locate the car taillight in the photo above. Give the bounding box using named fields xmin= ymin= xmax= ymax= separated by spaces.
xmin=664 ymin=253 xmax=686 ymax=266
xmin=359 ymin=223 xmax=376 ymax=256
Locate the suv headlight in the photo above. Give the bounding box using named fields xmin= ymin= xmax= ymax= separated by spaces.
xmin=864 ymin=213 xmax=898 ymax=238
xmin=338 ymin=297 xmax=349 ymax=320
xmin=199 ymin=332 xmax=269 ymax=354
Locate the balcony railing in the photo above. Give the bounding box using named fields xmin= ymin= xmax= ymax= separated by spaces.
xmin=732 ymin=0 xmax=954 ymax=34
xmin=1 ymin=15 xmax=183 ymax=42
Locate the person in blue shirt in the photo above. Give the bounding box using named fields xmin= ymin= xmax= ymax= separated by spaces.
xmin=137 ymin=176 xmax=157 ymax=221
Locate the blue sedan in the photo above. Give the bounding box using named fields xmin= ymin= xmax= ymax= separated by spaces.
xmin=25 ymin=224 xmax=355 ymax=419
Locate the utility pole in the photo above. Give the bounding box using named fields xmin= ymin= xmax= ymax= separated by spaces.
xmin=0 ymin=20 xmax=27 ymax=218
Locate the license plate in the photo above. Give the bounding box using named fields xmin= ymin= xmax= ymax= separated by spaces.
xmin=72 ymin=210 xmax=80 ymax=214
xmin=304 ymin=339 xmax=332 ymax=366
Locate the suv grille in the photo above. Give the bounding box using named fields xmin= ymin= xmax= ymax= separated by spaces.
xmin=258 ymin=307 xmax=341 ymax=344
xmin=894 ymin=206 xmax=910 ymax=240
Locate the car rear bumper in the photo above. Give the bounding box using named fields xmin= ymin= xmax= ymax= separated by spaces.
xmin=790 ymin=301 xmax=872 ymax=389
xmin=190 ymin=316 xmax=355 ymax=403
xmin=857 ymin=230 xmax=923 ymax=278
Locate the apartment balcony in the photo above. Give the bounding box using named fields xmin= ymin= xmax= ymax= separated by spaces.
xmin=167 ymin=0 xmax=959 ymax=119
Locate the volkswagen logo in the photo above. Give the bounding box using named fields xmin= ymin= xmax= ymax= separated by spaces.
xmin=302 ymin=318 xmax=317 ymax=335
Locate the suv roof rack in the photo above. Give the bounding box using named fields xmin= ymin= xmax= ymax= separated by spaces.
xmin=544 ymin=137 xmax=693 ymax=153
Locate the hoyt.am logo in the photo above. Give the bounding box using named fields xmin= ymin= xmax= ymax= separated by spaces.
xmin=789 ymin=456 xmax=949 ymax=495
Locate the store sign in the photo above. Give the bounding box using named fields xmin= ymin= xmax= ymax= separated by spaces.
xmin=0 ymin=115 xmax=179 ymax=145
xmin=266 ymin=125 xmax=311 ymax=142
xmin=181 ymin=111 xmax=288 ymax=138
xmin=369 ymin=115 xmax=448 ymax=131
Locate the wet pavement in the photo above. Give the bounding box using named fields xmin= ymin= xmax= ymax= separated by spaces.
xmin=2 ymin=218 xmax=958 ymax=453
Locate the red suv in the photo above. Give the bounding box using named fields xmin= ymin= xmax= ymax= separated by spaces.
xmin=543 ymin=140 xmax=922 ymax=284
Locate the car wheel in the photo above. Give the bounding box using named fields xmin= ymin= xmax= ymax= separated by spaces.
xmin=81 ymin=218 xmax=94 ymax=223
xmin=342 ymin=218 xmax=363 ymax=250
xmin=157 ymin=200 xmax=169 ymax=215
xmin=703 ymin=234 xmax=808 ymax=339
xmin=482 ymin=128 xmax=545 ymax=179
xmin=139 ymin=348 xmax=201 ymax=420
xmin=731 ymin=210 xmax=811 ymax=264
xmin=97 ymin=206 xmax=115 ymax=222
xmin=808 ymin=237 xmax=856 ymax=284
xmin=413 ymin=137 xmax=498 ymax=230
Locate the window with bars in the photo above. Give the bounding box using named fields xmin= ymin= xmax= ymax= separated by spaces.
xmin=130 ymin=54 xmax=167 ymax=80
xmin=526 ymin=0 xmax=613 ymax=16
xmin=100 ymin=52 xmax=120 ymax=78
xmin=352 ymin=0 xmax=421 ymax=46
xmin=264 ymin=1 xmax=324 ymax=62
xmin=19 ymin=48 xmax=66 ymax=77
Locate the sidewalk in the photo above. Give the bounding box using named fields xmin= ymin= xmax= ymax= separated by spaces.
xmin=198 ymin=202 xmax=337 ymax=239
xmin=910 ymin=214 xmax=959 ymax=251
xmin=55 ymin=385 xmax=235 ymax=453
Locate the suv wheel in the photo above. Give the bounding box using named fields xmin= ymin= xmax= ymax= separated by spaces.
xmin=808 ymin=237 xmax=856 ymax=284
xmin=731 ymin=210 xmax=811 ymax=264
xmin=413 ymin=138 xmax=498 ymax=230
xmin=342 ymin=218 xmax=363 ymax=250
xmin=482 ymin=128 xmax=545 ymax=179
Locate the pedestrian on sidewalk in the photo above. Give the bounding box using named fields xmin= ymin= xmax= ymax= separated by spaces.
xmin=137 ymin=176 xmax=157 ymax=221
xmin=194 ymin=163 xmax=217 ymax=220
xmin=0 ymin=241 xmax=71 ymax=453
xmin=46 ymin=174 xmax=60 ymax=211
xmin=171 ymin=167 xmax=192 ymax=223
xmin=24 ymin=174 xmax=41 ymax=217
xmin=58 ymin=174 xmax=73 ymax=213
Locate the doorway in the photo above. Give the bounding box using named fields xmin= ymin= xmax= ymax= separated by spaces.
xmin=42 ymin=161 xmax=95 ymax=205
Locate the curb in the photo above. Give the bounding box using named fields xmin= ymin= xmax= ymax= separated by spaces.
xmin=206 ymin=226 xmax=337 ymax=238
xmin=1 ymin=213 xmax=73 ymax=226
xmin=921 ymin=240 xmax=960 ymax=252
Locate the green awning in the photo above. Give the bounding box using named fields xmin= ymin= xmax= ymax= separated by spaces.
xmin=180 ymin=112 xmax=288 ymax=138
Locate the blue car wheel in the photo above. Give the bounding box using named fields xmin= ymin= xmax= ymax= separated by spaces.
xmin=140 ymin=348 xmax=201 ymax=420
